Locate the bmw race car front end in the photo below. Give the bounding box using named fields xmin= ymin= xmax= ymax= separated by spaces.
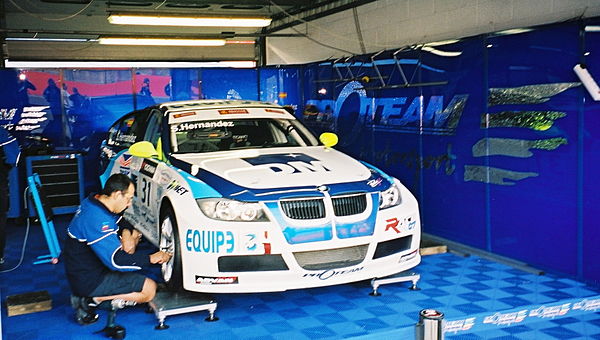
xmin=175 ymin=176 xmax=421 ymax=293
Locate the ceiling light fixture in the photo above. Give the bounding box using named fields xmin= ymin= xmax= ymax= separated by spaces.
xmin=107 ymin=14 xmax=272 ymax=27
xmin=99 ymin=37 xmax=226 ymax=46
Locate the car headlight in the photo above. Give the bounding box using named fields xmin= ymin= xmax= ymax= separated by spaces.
xmin=197 ymin=198 xmax=269 ymax=222
xmin=379 ymin=181 xmax=402 ymax=210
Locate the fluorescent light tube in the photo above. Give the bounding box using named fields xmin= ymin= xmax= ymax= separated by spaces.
xmin=108 ymin=14 xmax=271 ymax=27
xmin=6 ymin=37 xmax=96 ymax=42
xmin=99 ymin=37 xmax=226 ymax=46
xmin=4 ymin=60 xmax=256 ymax=68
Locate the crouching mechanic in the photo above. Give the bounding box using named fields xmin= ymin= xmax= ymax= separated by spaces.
xmin=63 ymin=173 xmax=172 ymax=325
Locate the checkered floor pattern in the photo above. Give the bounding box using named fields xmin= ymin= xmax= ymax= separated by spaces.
xmin=1 ymin=217 xmax=599 ymax=339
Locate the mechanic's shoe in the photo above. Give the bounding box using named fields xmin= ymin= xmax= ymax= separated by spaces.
xmin=70 ymin=295 xmax=99 ymax=325
xmin=111 ymin=299 xmax=137 ymax=310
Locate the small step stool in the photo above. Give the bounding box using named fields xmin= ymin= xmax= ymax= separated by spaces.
xmin=148 ymin=290 xmax=218 ymax=330
xmin=369 ymin=270 xmax=421 ymax=296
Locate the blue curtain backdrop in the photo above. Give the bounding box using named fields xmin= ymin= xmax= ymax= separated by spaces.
xmin=0 ymin=19 xmax=599 ymax=284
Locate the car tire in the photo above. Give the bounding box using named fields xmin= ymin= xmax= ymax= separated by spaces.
xmin=159 ymin=204 xmax=183 ymax=290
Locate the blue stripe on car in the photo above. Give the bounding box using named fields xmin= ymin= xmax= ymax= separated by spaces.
xmin=265 ymin=202 xmax=333 ymax=244
xmin=335 ymin=193 xmax=379 ymax=239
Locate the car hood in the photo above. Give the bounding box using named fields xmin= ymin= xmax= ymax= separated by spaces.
xmin=172 ymin=146 xmax=373 ymax=190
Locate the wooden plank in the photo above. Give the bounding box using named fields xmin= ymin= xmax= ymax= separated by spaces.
xmin=6 ymin=290 xmax=52 ymax=317
xmin=420 ymin=239 xmax=448 ymax=256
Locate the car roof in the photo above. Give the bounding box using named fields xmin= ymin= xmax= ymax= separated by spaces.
xmin=159 ymin=100 xmax=283 ymax=112
xmin=161 ymin=100 xmax=296 ymax=123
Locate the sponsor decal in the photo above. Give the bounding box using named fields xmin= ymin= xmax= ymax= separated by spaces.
xmin=528 ymin=303 xmax=571 ymax=319
xmin=335 ymin=81 xmax=468 ymax=136
xmin=302 ymin=266 xmax=364 ymax=280
xmin=173 ymin=112 xmax=196 ymax=119
xmin=195 ymin=276 xmax=238 ymax=285
xmin=446 ymin=295 xmax=600 ymax=335
xmin=483 ymin=310 xmax=527 ymax=326
xmin=445 ymin=318 xmax=476 ymax=334
xmin=367 ymin=177 xmax=383 ymax=188
xmin=101 ymin=224 xmax=110 ymax=233
xmin=244 ymin=153 xmax=331 ymax=174
xmin=218 ymin=109 xmax=248 ymax=115
xmin=573 ymin=298 xmax=600 ymax=311
xmin=244 ymin=233 xmax=257 ymax=251
xmin=242 ymin=232 xmax=271 ymax=254
xmin=158 ymin=171 xmax=172 ymax=185
xmin=140 ymin=159 xmax=158 ymax=178
xmin=115 ymin=133 xmax=136 ymax=144
xmin=185 ymin=230 xmax=235 ymax=253
xmin=400 ymin=249 xmax=418 ymax=262
xmin=265 ymin=109 xmax=285 ymax=114
xmin=171 ymin=121 xmax=234 ymax=132
xmin=118 ymin=154 xmax=132 ymax=167
xmin=385 ymin=218 xmax=400 ymax=233
xmin=166 ymin=180 xmax=189 ymax=195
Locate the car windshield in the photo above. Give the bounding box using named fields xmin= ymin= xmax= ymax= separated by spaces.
xmin=170 ymin=118 xmax=320 ymax=154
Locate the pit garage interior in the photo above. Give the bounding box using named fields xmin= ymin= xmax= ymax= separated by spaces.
xmin=1 ymin=0 xmax=600 ymax=339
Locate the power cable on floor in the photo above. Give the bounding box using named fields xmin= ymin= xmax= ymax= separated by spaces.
xmin=0 ymin=186 xmax=31 ymax=273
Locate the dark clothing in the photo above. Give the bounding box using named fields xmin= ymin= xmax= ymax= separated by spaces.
xmin=0 ymin=128 xmax=20 ymax=259
xmin=89 ymin=271 xmax=146 ymax=297
xmin=17 ymin=80 xmax=36 ymax=107
xmin=63 ymin=194 xmax=150 ymax=297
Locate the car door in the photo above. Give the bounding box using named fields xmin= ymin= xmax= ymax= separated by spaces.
xmin=128 ymin=108 xmax=163 ymax=243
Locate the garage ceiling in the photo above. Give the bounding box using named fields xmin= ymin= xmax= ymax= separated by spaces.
xmin=1 ymin=0 xmax=375 ymax=64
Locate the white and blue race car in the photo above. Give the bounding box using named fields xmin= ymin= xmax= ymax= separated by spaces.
xmin=100 ymin=100 xmax=421 ymax=293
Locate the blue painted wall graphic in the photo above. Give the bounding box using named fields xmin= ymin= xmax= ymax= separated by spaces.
xmin=0 ymin=19 xmax=599 ymax=284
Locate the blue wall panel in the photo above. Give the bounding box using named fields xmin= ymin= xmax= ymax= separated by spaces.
xmin=201 ymin=68 xmax=258 ymax=100
xmin=485 ymin=24 xmax=580 ymax=275
xmin=582 ymin=22 xmax=600 ymax=283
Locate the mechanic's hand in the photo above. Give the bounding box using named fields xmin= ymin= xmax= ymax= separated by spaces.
xmin=121 ymin=229 xmax=142 ymax=254
xmin=150 ymin=250 xmax=173 ymax=264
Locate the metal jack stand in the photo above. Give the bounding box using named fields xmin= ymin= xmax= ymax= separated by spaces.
xmin=148 ymin=290 xmax=218 ymax=330
xmin=369 ymin=270 xmax=421 ymax=296
xmin=93 ymin=301 xmax=126 ymax=339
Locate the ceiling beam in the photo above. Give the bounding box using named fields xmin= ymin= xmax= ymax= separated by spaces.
xmin=266 ymin=0 xmax=377 ymax=33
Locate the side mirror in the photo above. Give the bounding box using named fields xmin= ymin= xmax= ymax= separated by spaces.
xmin=129 ymin=141 xmax=158 ymax=158
xmin=319 ymin=132 xmax=339 ymax=148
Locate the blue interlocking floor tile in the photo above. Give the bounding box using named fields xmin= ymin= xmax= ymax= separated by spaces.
xmin=500 ymin=286 xmax=533 ymax=296
xmin=499 ymin=296 xmax=533 ymax=308
xmin=300 ymin=325 xmax=337 ymax=338
xmin=458 ymin=292 xmax=490 ymax=302
xmin=503 ymin=276 xmax=533 ymax=285
xmin=463 ymin=282 xmax=493 ymax=291
xmin=542 ymin=290 xmax=575 ymax=300
xmin=279 ymin=308 xmax=311 ymax=319
xmin=540 ymin=325 xmax=583 ymax=338
xmin=262 ymin=320 xmax=294 ymax=333
xmin=3 ymin=218 xmax=600 ymax=339
xmin=467 ymin=273 xmax=496 ymax=281
xmin=454 ymin=302 xmax=488 ymax=314
xmin=502 ymin=324 xmax=533 ymax=334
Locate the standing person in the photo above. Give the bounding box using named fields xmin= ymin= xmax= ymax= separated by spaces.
xmin=0 ymin=126 xmax=20 ymax=265
xmin=139 ymin=78 xmax=152 ymax=97
xmin=69 ymin=87 xmax=85 ymax=113
xmin=16 ymin=72 xmax=36 ymax=107
xmin=42 ymin=78 xmax=63 ymax=141
xmin=63 ymin=173 xmax=171 ymax=325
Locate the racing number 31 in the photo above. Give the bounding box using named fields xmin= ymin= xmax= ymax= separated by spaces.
xmin=140 ymin=177 xmax=152 ymax=206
